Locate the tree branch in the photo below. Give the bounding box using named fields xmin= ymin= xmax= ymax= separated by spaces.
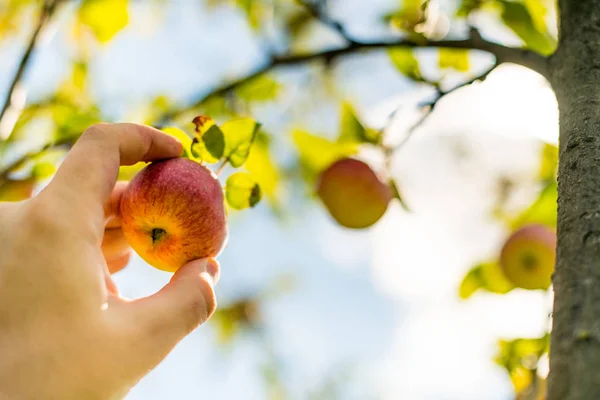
xmin=158 ymin=27 xmax=548 ymax=124
xmin=0 ymin=136 xmax=74 ymax=186
xmin=389 ymin=63 xmax=497 ymax=152
xmin=296 ymin=0 xmax=357 ymax=45
xmin=380 ymin=62 xmax=496 ymax=168
xmin=0 ymin=0 xmax=63 ymax=140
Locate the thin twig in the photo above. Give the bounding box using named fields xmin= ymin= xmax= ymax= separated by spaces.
xmin=157 ymin=27 xmax=548 ymax=124
xmin=0 ymin=0 xmax=63 ymax=140
xmin=215 ymin=158 xmax=228 ymax=176
xmin=385 ymin=63 xmax=497 ymax=157
xmin=297 ymin=0 xmax=357 ymax=44
xmin=0 ymin=136 xmax=75 ymax=185
xmin=157 ymin=62 xmax=274 ymax=125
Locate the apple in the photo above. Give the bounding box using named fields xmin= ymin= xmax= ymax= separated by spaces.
xmin=499 ymin=224 xmax=556 ymax=290
xmin=316 ymin=157 xmax=393 ymax=229
xmin=120 ymin=157 xmax=227 ymax=272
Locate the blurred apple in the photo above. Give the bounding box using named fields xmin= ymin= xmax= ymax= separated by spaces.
xmin=316 ymin=158 xmax=392 ymax=229
xmin=120 ymin=157 xmax=227 ymax=272
xmin=500 ymin=224 xmax=556 ymax=290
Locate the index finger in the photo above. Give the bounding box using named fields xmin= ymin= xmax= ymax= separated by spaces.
xmin=45 ymin=123 xmax=183 ymax=230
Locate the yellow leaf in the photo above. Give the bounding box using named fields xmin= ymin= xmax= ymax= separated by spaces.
xmin=161 ymin=126 xmax=193 ymax=159
xmin=220 ymin=117 xmax=261 ymax=168
xmin=439 ymin=48 xmax=470 ymax=72
xmin=524 ymin=0 xmax=548 ymax=33
xmin=236 ymin=75 xmax=280 ymax=103
xmin=459 ymin=261 xmax=514 ymax=300
xmin=338 ymin=102 xmax=380 ymax=144
xmin=78 ymin=0 xmax=129 ymax=43
xmin=495 ymin=334 xmax=549 ymax=393
xmin=292 ymin=130 xmax=357 ymax=180
xmin=0 ymin=178 xmax=35 ymax=202
xmin=244 ymin=136 xmax=280 ymax=205
xmin=511 ymin=366 xmax=534 ymax=393
xmin=388 ymin=0 xmax=426 ymax=31
xmin=31 ymin=162 xmax=56 ymax=180
xmin=510 ymin=182 xmax=557 ymax=230
xmin=118 ymin=163 xmax=145 ymax=181
xmin=388 ymin=48 xmax=422 ymax=80
xmin=225 ymin=171 xmax=262 ymax=210
xmin=499 ymin=0 xmax=556 ymax=55
xmin=538 ymin=142 xmax=558 ymax=182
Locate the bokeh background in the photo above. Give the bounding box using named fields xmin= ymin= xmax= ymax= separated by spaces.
xmin=0 ymin=0 xmax=559 ymax=399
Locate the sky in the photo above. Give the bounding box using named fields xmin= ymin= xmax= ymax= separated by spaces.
xmin=0 ymin=0 xmax=559 ymax=399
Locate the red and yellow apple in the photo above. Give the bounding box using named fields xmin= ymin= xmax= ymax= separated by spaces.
xmin=120 ymin=157 xmax=227 ymax=272
xmin=499 ymin=224 xmax=556 ymax=290
xmin=316 ymin=157 xmax=393 ymax=229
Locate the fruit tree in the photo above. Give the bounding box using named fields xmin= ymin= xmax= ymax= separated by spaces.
xmin=0 ymin=0 xmax=598 ymax=399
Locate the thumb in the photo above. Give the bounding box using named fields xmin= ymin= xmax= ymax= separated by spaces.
xmin=116 ymin=258 xmax=219 ymax=369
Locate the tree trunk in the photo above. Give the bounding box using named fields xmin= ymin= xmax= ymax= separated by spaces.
xmin=548 ymin=1 xmax=600 ymax=399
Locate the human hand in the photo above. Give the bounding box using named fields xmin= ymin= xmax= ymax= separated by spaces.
xmin=0 ymin=123 xmax=219 ymax=400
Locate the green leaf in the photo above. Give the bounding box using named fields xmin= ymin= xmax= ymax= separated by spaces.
xmin=0 ymin=0 xmax=36 ymax=39
xmin=211 ymin=298 xmax=261 ymax=345
xmin=0 ymin=178 xmax=35 ymax=202
xmin=509 ymin=181 xmax=557 ymax=230
xmin=235 ymin=0 xmax=262 ymax=28
xmin=438 ymin=48 xmax=470 ymax=72
xmin=388 ymin=48 xmax=423 ymax=81
xmin=495 ymin=334 xmax=550 ymax=392
xmin=118 ymin=163 xmax=146 ymax=181
xmin=220 ymin=118 xmax=261 ymax=168
xmin=78 ymin=0 xmax=129 ymax=43
xmin=286 ymin=8 xmax=313 ymax=36
xmin=225 ymin=172 xmax=262 ymax=210
xmin=338 ymin=102 xmax=380 ymax=145
xmin=199 ymin=95 xmax=232 ymax=118
xmin=538 ymin=142 xmax=558 ymax=182
xmin=456 ymin=0 xmax=484 ymax=17
xmin=236 ymin=75 xmax=280 ymax=103
xmin=499 ymin=0 xmax=556 ymax=55
xmin=244 ymin=132 xmax=280 ymax=206
xmin=292 ymin=130 xmax=358 ymax=180
xmin=524 ymin=0 xmax=549 ymax=33
xmin=143 ymin=95 xmax=172 ymax=125
xmin=459 ymin=261 xmax=515 ymax=300
xmin=27 ymin=147 xmax=65 ymax=179
xmin=390 ymin=179 xmax=411 ymax=211
xmin=386 ymin=0 xmax=426 ymax=31
xmin=31 ymin=162 xmax=56 ymax=180
xmin=51 ymin=104 xmax=101 ymax=140
xmin=191 ymin=125 xmax=225 ymax=164
xmin=161 ymin=127 xmax=192 ymax=158
xmin=459 ymin=266 xmax=483 ymax=300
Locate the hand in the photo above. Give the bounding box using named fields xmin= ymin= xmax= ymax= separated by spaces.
xmin=0 ymin=123 xmax=219 ymax=400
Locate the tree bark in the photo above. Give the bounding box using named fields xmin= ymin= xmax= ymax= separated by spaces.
xmin=548 ymin=1 xmax=600 ymax=399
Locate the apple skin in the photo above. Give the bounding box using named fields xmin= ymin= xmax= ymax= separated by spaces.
xmin=499 ymin=224 xmax=556 ymax=290
xmin=316 ymin=158 xmax=392 ymax=229
xmin=119 ymin=157 xmax=227 ymax=272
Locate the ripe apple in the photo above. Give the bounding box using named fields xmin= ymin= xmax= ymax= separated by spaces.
xmin=316 ymin=157 xmax=393 ymax=229
xmin=499 ymin=224 xmax=556 ymax=290
xmin=120 ymin=157 xmax=227 ymax=272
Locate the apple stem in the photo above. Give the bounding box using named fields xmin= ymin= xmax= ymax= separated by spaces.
xmin=215 ymin=159 xmax=228 ymax=176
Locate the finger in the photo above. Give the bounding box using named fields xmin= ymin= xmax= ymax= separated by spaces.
xmin=107 ymin=251 xmax=131 ymax=275
xmin=102 ymin=228 xmax=130 ymax=261
xmin=44 ymin=123 xmax=183 ymax=232
xmin=105 ymin=272 xmax=119 ymax=296
xmin=105 ymin=181 xmax=129 ymax=228
xmin=115 ymin=258 xmax=219 ymax=366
